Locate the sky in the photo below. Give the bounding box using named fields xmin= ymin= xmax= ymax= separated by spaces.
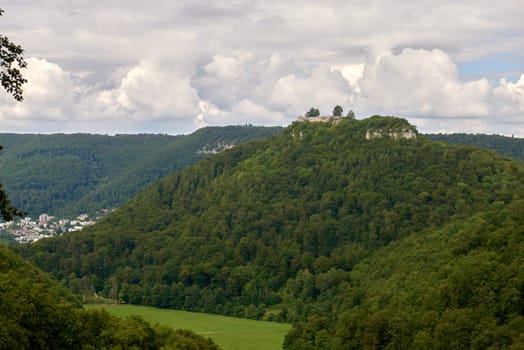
xmin=0 ymin=1 xmax=523 ymax=136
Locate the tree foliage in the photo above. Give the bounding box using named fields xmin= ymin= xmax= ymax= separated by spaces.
xmin=0 ymin=244 xmax=221 ymax=349
xmin=0 ymin=8 xmax=27 ymax=102
xmin=0 ymin=8 xmax=26 ymax=221
xmin=427 ymin=133 xmax=524 ymax=164
xmin=305 ymin=107 xmax=320 ymax=117
xmin=332 ymin=105 xmax=343 ymax=116
xmin=0 ymin=146 xmax=25 ymax=220
xmin=285 ymin=198 xmax=524 ymax=349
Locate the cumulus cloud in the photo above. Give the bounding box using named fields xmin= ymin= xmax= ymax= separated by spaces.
xmin=195 ymin=52 xmax=263 ymax=110
xmin=203 ymin=53 xmax=249 ymax=80
xmin=0 ymin=57 xmax=75 ymax=121
xmin=350 ymin=48 xmax=524 ymax=134
xmin=356 ymin=49 xmax=491 ymax=118
xmin=271 ymin=65 xmax=352 ymax=117
xmin=256 ymin=46 xmax=521 ymax=136
xmin=195 ymin=52 xmax=354 ymax=125
xmin=3 ymin=49 xmax=524 ymax=136
xmin=196 ymin=98 xmax=285 ymax=128
xmin=1 ymin=56 xmax=202 ymax=132
xmin=229 ymin=99 xmax=285 ymax=125
xmin=111 ymin=60 xmax=200 ymax=120
xmin=489 ymin=75 xmax=524 ymax=135
xmin=493 ymin=75 xmax=524 ymax=116
xmin=82 ymin=59 xmax=202 ymax=121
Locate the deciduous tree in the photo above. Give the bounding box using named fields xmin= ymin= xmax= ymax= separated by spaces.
xmin=0 ymin=8 xmax=27 ymax=220
xmin=333 ymin=105 xmax=343 ymax=116
xmin=305 ymin=107 xmax=320 ymax=117
xmin=0 ymin=8 xmax=26 ymax=102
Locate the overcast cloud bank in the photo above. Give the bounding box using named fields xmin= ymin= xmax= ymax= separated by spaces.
xmin=0 ymin=1 xmax=523 ymax=136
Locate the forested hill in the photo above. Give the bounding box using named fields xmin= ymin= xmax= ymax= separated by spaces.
xmin=18 ymin=115 xmax=524 ymax=348
xmin=0 ymin=245 xmax=220 ymax=349
xmin=426 ymin=133 xmax=524 ymax=163
xmin=0 ymin=125 xmax=281 ymax=216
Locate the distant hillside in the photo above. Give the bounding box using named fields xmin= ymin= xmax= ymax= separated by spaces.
xmin=0 ymin=125 xmax=282 ymax=216
xmin=19 ymin=116 xmax=524 ymax=348
xmin=426 ymin=133 xmax=524 ymax=163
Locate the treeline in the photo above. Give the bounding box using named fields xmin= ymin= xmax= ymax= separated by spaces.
xmin=427 ymin=133 xmax=524 ymax=163
xmin=1 ymin=128 xmax=520 ymax=218
xmin=0 ymin=244 xmax=220 ymax=349
xmin=16 ymin=116 xmax=524 ymax=348
xmin=0 ymin=125 xmax=281 ymax=216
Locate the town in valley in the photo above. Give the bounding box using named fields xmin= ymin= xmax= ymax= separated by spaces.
xmin=0 ymin=210 xmax=114 ymax=243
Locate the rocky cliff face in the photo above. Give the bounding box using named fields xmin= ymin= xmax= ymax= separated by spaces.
xmin=365 ymin=128 xmax=417 ymax=140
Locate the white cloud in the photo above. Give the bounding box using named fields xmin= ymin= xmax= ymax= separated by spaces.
xmin=493 ymin=75 xmax=524 ymax=116
xmin=1 ymin=56 xmax=202 ymax=131
xmin=203 ymin=53 xmax=251 ymax=80
xmin=196 ymin=51 xmax=263 ymax=110
xmin=0 ymin=57 xmax=75 ymax=121
xmin=229 ymin=99 xmax=285 ymax=125
xmin=195 ymin=100 xmax=227 ymax=128
xmin=356 ymin=49 xmax=491 ymax=118
xmin=196 ymin=52 xmax=354 ymax=123
xmin=271 ymin=65 xmax=352 ymax=117
xmin=196 ymin=98 xmax=285 ymax=128
xmin=73 ymin=58 xmax=202 ymax=124
xmin=113 ymin=60 xmax=200 ymax=120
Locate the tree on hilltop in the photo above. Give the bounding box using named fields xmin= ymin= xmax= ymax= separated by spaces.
xmin=306 ymin=107 xmax=320 ymax=117
xmin=346 ymin=109 xmax=355 ymax=119
xmin=305 ymin=107 xmax=320 ymax=117
xmin=333 ymin=105 xmax=343 ymax=116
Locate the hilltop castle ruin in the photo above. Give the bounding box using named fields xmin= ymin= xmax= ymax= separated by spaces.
xmin=296 ymin=115 xmax=345 ymax=124
xmin=296 ymin=114 xmax=418 ymax=140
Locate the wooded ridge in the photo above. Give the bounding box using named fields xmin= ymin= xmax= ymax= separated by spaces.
xmin=0 ymin=125 xmax=281 ymax=217
xmin=1 ymin=126 xmax=521 ymax=219
xmin=16 ymin=116 xmax=524 ymax=349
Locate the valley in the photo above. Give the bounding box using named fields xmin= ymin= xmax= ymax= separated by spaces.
xmin=88 ymin=304 xmax=291 ymax=350
xmin=2 ymin=2 xmax=523 ymax=349
xmin=0 ymin=125 xmax=282 ymax=217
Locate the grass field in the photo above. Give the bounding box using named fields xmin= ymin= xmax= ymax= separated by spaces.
xmin=87 ymin=304 xmax=291 ymax=350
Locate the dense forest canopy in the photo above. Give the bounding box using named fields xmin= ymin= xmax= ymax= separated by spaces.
xmin=427 ymin=133 xmax=524 ymax=163
xmin=2 ymin=128 xmax=522 ymax=219
xmin=284 ymin=198 xmax=524 ymax=349
xmin=0 ymin=244 xmax=221 ymax=349
xmin=0 ymin=126 xmax=281 ymax=216
xmin=17 ymin=116 xmax=524 ymax=348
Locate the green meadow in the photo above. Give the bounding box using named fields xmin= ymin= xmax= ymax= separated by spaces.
xmin=87 ymin=304 xmax=291 ymax=350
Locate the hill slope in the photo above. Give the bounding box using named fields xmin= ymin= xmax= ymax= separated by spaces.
xmin=285 ymin=198 xmax=524 ymax=349
xmin=426 ymin=133 xmax=524 ymax=163
xmin=18 ymin=116 xmax=524 ymax=348
xmin=0 ymin=245 xmax=220 ymax=349
xmin=0 ymin=126 xmax=281 ymax=216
